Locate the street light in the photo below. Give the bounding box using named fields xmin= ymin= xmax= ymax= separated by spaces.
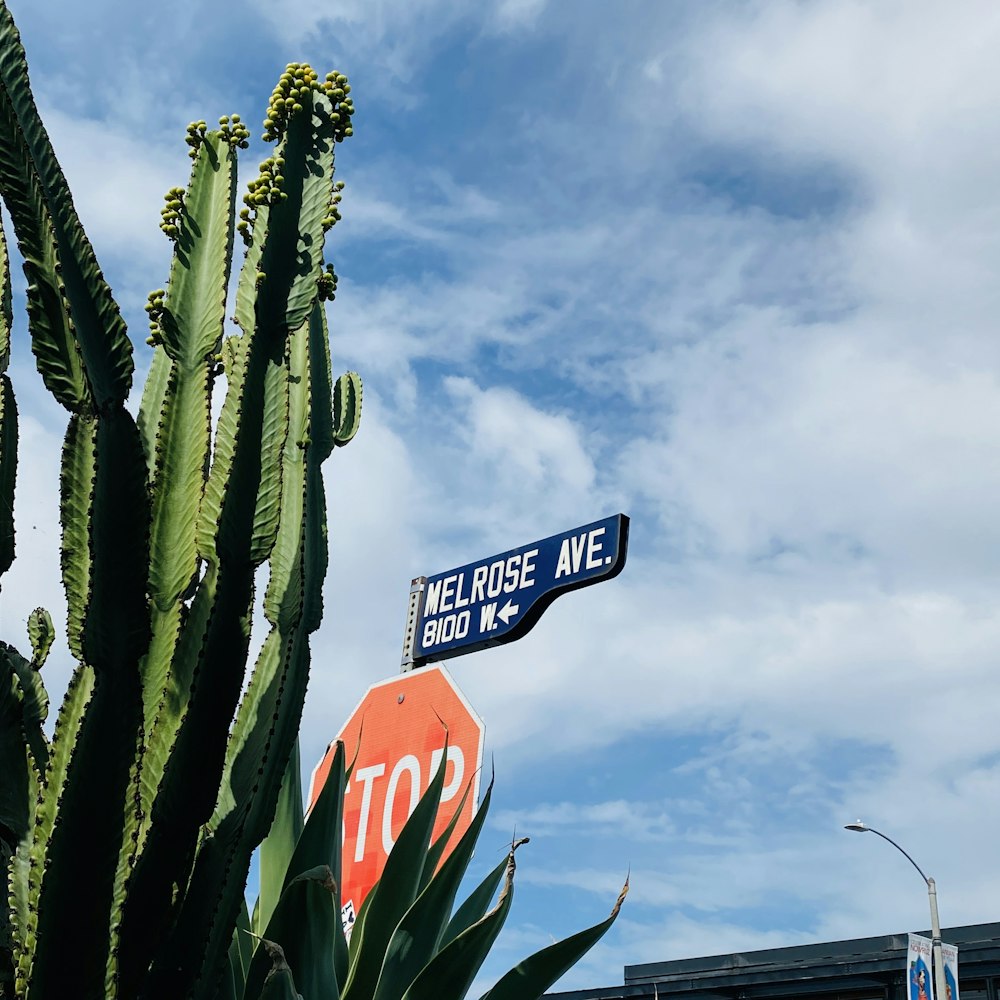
xmin=845 ymin=821 xmax=947 ymax=1000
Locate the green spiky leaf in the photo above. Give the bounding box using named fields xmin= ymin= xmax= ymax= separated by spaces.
xmin=477 ymin=879 xmax=629 ymax=1000
xmin=341 ymin=741 xmax=449 ymax=1000
xmin=243 ymin=866 xmax=340 ymax=1000
xmin=399 ymin=847 xmax=518 ymax=1000
xmin=372 ymin=779 xmax=495 ymax=1000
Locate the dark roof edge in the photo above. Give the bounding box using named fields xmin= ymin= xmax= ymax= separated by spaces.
xmin=625 ymin=921 xmax=1000 ymax=983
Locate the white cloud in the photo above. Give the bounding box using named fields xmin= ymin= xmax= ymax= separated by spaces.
xmin=492 ymin=0 xmax=548 ymax=31
xmin=492 ymin=798 xmax=677 ymax=842
xmin=444 ymin=376 xmax=595 ymax=492
xmin=8 ymin=0 xmax=1000 ymax=993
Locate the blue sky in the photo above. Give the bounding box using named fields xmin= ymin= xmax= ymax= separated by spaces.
xmin=4 ymin=0 xmax=1000 ymax=993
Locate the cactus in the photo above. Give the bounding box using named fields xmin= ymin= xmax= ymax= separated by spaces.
xmin=0 ymin=3 xmax=623 ymax=998
xmin=235 ymin=739 xmax=628 ymax=1000
xmin=0 ymin=0 xmax=362 ymax=993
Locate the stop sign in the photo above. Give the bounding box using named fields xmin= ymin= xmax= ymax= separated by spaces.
xmin=306 ymin=665 xmax=485 ymax=929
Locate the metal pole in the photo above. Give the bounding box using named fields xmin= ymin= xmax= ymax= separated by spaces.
xmin=927 ymin=877 xmax=948 ymax=1000
xmin=400 ymin=576 xmax=427 ymax=672
xmin=845 ymin=822 xmax=949 ymax=1000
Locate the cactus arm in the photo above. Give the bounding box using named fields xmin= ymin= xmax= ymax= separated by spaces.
xmin=300 ymin=306 xmax=335 ymax=631
xmin=257 ymin=93 xmax=335 ymax=334
xmin=145 ymin=106 xmax=343 ymax=872
xmin=261 ymin=327 xmax=310 ymax=631
xmin=141 ymin=629 xmax=301 ymax=999
xmin=257 ymin=739 xmax=305 ymax=936
xmin=332 ymin=371 xmax=362 ymax=447
xmin=0 ymin=374 xmax=15 ymax=580
xmin=309 ymin=306 xmax=334 ymax=456
xmin=138 ymin=130 xmax=238 ymax=766
xmin=82 ymin=408 xmax=151 ymax=671
xmin=138 ymin=358 xmax=211 ymax=717
xmin=148 ymin=131 xmax=236 ymax=610
xmin=0 ymin=88 xmax=88 ymax=410
xmin=194 ymin=319 xmax=261 ymax=565
xmin=159 ymin=315 xmax=317 ymax=996
xmin=250 ymin=345 xmax=289 ymax=564
xmin=121 ymin=309 xmax=294 ymax=995
xmin=230 ymin=93 xmax=339 ymax=568
xmin=58 ymin=414 xmax=95 ymax=660
xmin=26 ymin=672 xmax=143 ymax=998
xmin=23 ymin=407 xmax=149 ymax=998
xmin=233 ymin=206 xmax=262 ymax=334
xmin=0 ymin=646 xmax=30 ymax=861
xmin=26 ymin=608 xmax=53 ymax=671
xmin=143 ymin=303 xmax=333 ymax=999
xmin=234 ymin=91 xmax=337 ymax=342
xmin=0 ymin=1 xmax=132 ymax=410
xmin=0 ymin=644 xmax=28 ymax=996
xmin=2 ymin=620 xmax=49 ymax=774
xmin=1 ymin=642 xmax=36 ymax=996
xmin=9 ymin=662 xmax=94 ymax=993
xmin=117 ymin=560 xmax=255 ymax=998
xmin=156 ymin=134 xmax=237 ymax=368
xmin=137 ymin=345 xmax=171 ymax=469
xmin=135 ymin=560 xmax=216 ymax=844
xmin=121 ymin=123 xmax=277 ymax=972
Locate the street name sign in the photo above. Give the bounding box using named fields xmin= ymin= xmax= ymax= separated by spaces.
xmin=406 ymin=512 xmax=629 ymax=666
xmin=306 ymin=665 xmax=485 ymax=934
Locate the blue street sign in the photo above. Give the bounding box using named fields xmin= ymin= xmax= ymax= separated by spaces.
xmin=411 ymin=513 xmax=629 ymax=664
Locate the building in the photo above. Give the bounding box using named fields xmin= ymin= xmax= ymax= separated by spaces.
xmin=547 ymin=923 xmax=1000 ymax=1000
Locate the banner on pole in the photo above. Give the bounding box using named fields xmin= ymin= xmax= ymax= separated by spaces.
xmin=942 ymin=943 xmax=960 ymax=1000
xmin=909 ymin=934 xmax=936 ymax=1000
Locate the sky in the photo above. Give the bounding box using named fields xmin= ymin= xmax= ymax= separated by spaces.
xmin=2 ymin=0 xmax=1000 ymax=993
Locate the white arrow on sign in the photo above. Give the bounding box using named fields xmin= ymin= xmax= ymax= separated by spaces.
xmin=497 ymin=599 xmax=519 ymax=625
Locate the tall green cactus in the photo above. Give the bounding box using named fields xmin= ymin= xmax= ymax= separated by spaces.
xmin=0 ymin=1 xmax=361 ymax=994
xmin=0 ymin=5 xmax=623 ymax=1000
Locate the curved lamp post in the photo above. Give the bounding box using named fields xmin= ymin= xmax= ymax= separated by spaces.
xmin=845 ymin=821 xmax=947 ymax=1000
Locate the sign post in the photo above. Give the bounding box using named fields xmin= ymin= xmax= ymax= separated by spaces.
xmin=306 ymin=665 xmax=484 ymax=933
xmin=307 ymin=513 xmax=628 ymax=929
xmin=401 ymin=512 xmax=629 ymax=669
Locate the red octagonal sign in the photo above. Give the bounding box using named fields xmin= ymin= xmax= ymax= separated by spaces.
xmin=307 ymin=665 xmax=485 ymax=931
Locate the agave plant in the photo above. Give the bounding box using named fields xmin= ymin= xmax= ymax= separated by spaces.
xmin=235 ymin=739 xmax=627 ymax=1000
xmin=0 ymin=0 xmax=361 ymax=994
